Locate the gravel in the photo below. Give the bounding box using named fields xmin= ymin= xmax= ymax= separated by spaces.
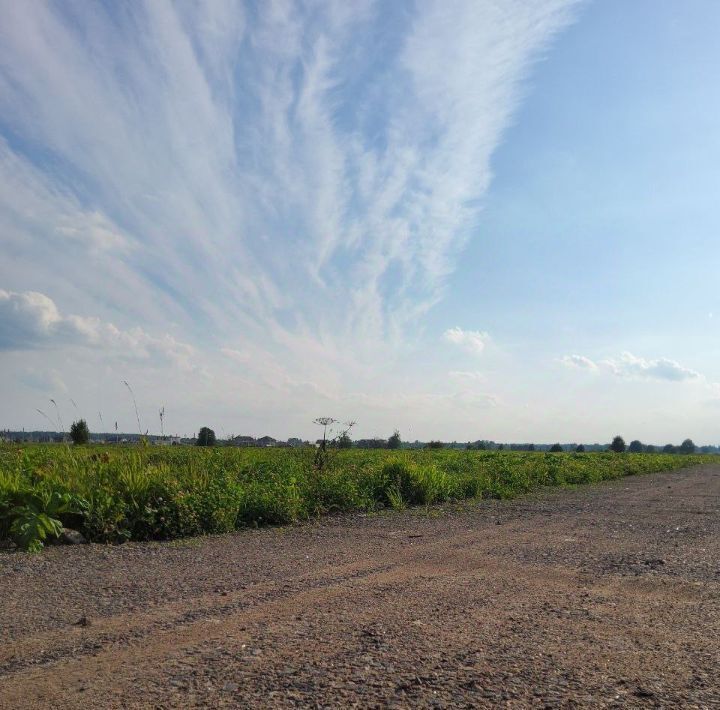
xmin=1 ymin=463 xmax=719 ymax=708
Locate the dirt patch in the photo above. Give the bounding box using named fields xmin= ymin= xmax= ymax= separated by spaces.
xmin=1 ymin=465 xmax=719 ymax=707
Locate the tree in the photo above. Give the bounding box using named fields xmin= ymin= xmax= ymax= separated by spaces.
xmin=196 ymin=427 xmax=216 ymax=446
xmin=645 ymin=444 xmax=656 ymax=453
xmin=387 ymin=430 xmax=401 ymax=450
xmin=575 ymin=444 xmax=585 ymax=453
xmin=69 ymin=419 xmax=89 ymax=445
xmin=426 ymin=440 xmax=444 ymax=449
xmin=662 ymin=443 xmax=676 ymax=454
xmin=549 ymin=443 xmax=563 ymax=453
xmin=337 ymin=432 xmax=352 ymax=449
xmin=610 ymin=435 xmax=626 ymax=453
xmin=628 ymin=439 xmax=643 ymax=453
xmin=679 ymin=438 xmax=696 ymax=455
xmin=528 ymin=443 xmax=536 ymax=452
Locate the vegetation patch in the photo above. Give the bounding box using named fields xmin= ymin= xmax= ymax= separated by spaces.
xmin=0 ymin=444 xmax=708 ymax=551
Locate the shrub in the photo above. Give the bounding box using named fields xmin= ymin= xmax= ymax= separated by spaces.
xmin=5 ymin=488 xmax=86 ymax=552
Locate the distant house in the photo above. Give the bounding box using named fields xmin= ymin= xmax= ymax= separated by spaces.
xmin=232 ymin=435 xmax=256 ymax=447
xmin=155 ymin=436 xmax=182 ymax=446
xmin=256 ymin=436 xmax=277 ymax=447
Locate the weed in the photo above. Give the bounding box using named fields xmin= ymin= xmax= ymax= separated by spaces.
xmin=0 ymin=443 xmax=709 ymax=550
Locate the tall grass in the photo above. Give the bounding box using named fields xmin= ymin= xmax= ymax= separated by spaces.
xmin=0 ymin=444 xmax=709 ymax=549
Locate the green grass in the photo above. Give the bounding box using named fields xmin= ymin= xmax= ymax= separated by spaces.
xmin=0 ymin=443 xmax=709 ymax=550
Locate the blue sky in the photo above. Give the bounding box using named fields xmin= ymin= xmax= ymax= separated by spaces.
xmin=1 ymin=0 xmax=719 ymax=443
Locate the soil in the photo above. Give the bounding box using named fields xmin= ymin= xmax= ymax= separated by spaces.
xmin=1 ymin=464 xmax=719 ymax=708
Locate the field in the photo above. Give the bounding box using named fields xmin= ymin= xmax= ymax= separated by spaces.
xmin=0 ymin=443 xmax=708 ymax=552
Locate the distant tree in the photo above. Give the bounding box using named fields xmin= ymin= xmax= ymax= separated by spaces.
xmin=69 ymin=419 xmax=89 ymax=445
xmin=645 ymin=444 xmax=656 ymax=453
xmin=549 ymin=443 xmax=563 ymax=453
xmin=679 ymin=438 xmax=696 ymax=455
xmin=610 ymin=435 xmax=626 ymax=453
xmin=387 ymin=430 xmax=401 ymax=450
xmin=628 ymin=439 xmax=643 ymax=453
xmin=575 ymin=444 xmax=585 ymax=453
xmin=528 ymin=443 xmax=536 ymax=452
xmin=196 ymin=427 xmax=216 ymax=446
xmin=426 ymin=440 xmax=444 ymax=449
xmin=497 ymin=443 xmax=505 ymax=451
xmin=662 ymin=443 xmax=676 ymax=454
xmin=337 ymin=432 xmax=352 ymax=449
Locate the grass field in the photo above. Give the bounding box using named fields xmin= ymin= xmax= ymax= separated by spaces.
xmin=0 ymin=444 xmax=708 ymax=551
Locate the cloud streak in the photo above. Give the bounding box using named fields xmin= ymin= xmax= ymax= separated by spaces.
xmin=0 ymin=1 xmax=580 ymax=435
xmin=0 ymin=1 xmax=577 ymax=349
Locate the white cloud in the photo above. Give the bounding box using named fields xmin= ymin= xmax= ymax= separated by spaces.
xmin=559 ymin=354 xmax=599 ymax=371
xmin=0 ymin=289 xmax=194 ymax=369
xmin=601 ymin=352 xmax=700 ymax=382
xmin=443 ymin=327 xmax=490 ymax=355
xmin=560 ymin=351 xmax=700 ymax=382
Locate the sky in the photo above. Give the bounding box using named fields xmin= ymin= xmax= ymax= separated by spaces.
xmin=1 ymin=0 xmax=719 ymax=444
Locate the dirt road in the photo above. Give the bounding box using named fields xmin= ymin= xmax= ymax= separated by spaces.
xmin=1 ymin=464 xmax=719 ymax=708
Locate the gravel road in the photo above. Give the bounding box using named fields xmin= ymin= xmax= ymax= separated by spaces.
xmin=1 ymin=464 xmax=719 ymax=708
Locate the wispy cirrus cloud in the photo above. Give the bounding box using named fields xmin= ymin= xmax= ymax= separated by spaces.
xmin=0 ymin=1 xmax=577 ymax=345
xmin=0 ymin=0 xmax=580 ymax=434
